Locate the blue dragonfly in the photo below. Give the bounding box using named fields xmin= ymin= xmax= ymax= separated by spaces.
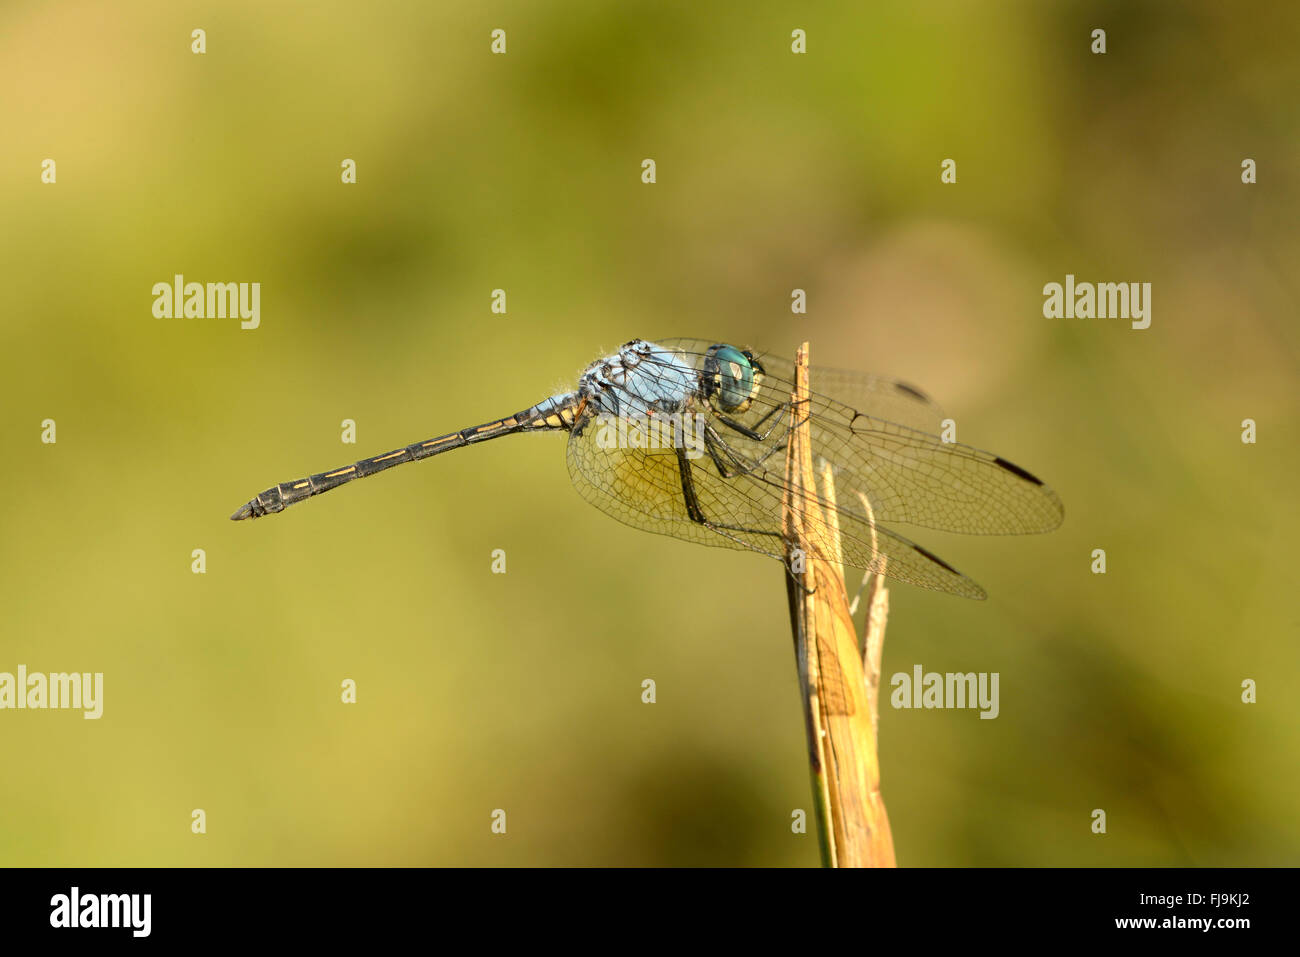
xmin=231 ymin=339 xmax=1063 ymax=598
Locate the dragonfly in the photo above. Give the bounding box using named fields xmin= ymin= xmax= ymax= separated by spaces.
xmin=231 ymin=338 xmax=1063 ymax=599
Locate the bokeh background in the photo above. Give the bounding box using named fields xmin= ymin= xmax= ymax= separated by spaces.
xmin=2 ymin=0 xmax=1297 ymax=866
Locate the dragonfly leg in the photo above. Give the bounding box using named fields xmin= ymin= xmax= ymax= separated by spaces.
xmin=702 ymin=430 xmax=745 ymax=479
xmin=673 ymin=447 xmax=792 ymax=560
xmin=702 ymin=424 xmax=788 ymax=479
xmin=712 ymin=400 xmax=793 ymax=443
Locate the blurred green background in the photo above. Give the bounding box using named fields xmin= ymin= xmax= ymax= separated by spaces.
xmin=2 ymin=0 xmax=1297 ymax=866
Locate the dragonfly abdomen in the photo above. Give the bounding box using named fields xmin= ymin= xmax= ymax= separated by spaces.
xmin=230 ymin=394 xmax=579 ymax=521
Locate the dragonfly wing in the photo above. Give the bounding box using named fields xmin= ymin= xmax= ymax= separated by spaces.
xmin=651 ymin=338 xmax=1064 ymax=535
xmin=565 ymin=423 xmax=783 ymax=558
xmin=656 ymin=337 xmax=947 ymax=435
xmin=805 ymin=414 xmax=1065 ymax=535
xmin=564 ymin=402 xmax=989 ymax=599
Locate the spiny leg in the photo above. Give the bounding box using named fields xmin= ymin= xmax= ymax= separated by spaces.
xmin=702 ymin=424 xmax=788 ymax=480
xmin=672 ymin=446 xmax=791 ymax=557
xmin=712 ymin=400 xmax=791 ymax=442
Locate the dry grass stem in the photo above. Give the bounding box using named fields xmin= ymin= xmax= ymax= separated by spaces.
xmin=782 ymin=342 xmax=896 ymax=867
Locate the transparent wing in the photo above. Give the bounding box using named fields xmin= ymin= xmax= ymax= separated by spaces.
xmin=565 ymin=421 xmax=989 ymax=599
xmin=750 ymin=351 xmax=947 ymax=436
xmin=652 ymin=338 xmax=1065 ymax=536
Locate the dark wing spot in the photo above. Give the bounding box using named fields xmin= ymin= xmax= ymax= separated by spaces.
xmin=894 ymin=381 xmax=930 ymax=402
xmin=912 ymin=544 xmax=961 ymax=576
xmin=993 ymin=456 xmax=1044 ymax=486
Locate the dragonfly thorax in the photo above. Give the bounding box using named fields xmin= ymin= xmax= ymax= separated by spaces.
xmin=577 ymin=339 xmax=697 ymax=418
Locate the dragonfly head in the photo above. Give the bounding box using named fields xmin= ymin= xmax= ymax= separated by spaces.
xmin=702 ymin=344 xmax=765 ymax=415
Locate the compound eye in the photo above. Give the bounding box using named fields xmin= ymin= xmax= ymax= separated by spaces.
xmin=705 ymin=344 xmax=760 ymax=413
